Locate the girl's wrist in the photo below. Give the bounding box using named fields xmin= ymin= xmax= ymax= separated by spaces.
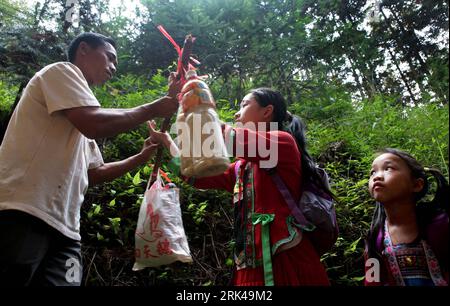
xmin=162 ymin=133 xmax=172 ymax=149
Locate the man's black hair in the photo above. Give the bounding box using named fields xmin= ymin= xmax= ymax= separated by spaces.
xmin=67 ymin=32 xmax=116 ymax=63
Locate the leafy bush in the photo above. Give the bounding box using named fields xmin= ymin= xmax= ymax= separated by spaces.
xmin=0 ymin=79 xmax=17 ymax=125
xmin=303 ymin=94 xmax=448 ymax=285
xmin=78 ymin=70 xmax=448 ymax=286
xmin=2 ymin=67 xmax=446 ymax=286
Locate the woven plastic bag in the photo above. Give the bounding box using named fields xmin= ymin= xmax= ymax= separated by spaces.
xmin=133 ymin=172 xmax=192 ymax=270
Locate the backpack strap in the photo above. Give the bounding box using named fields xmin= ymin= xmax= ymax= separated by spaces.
xmin=266 ymin=168 xmax=314 ymax=231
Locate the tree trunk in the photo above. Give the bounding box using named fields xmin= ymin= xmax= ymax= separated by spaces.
xmin=386 ymin=47 xmax=417 ymax=105
xmin=347 ymin=56 xmax=367 ymax=100
xmin=389 ymin=7 xmax=429 ymax=75
xmin=379 ymin=8 xmax=417 ymax=104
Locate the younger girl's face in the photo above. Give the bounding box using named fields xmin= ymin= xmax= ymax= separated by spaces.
xmin=234 ymin=93 xmax=273 ymax=126
xmin=368 ymin=153 xmax=424 ymax=205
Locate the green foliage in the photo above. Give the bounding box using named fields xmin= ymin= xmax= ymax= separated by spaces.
xmin=78 ymin=72 xmax=448 ymax=286
xmin=1 ymin=0 xmax=448 ymax=287
xmin=187 ymin=201 xmax=208 ymax=225
xmin=0 ymin=79 xmax=17 ymax=123
xmin=304 ymin=94 xmax=448 ymax=285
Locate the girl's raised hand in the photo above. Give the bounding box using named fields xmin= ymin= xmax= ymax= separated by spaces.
xmin=147 ymin=121 xmax=169 ymax=145
xmin=147 ymin=120 xmax=180 ymax=158
xmin=139 ymin=124 xmax=160 ymax=162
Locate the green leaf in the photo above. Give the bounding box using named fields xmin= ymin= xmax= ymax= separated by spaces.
xmin=93 ymin=204 xmax=101 ymax=215
xmin=345 ymin=237 xmax=362 ymax=256
xmin=109 ymin=198 xmax=116 ymax=207
xmin=109 ymin=217 xmax=121 ymax=225
xmin=133 ymin=171 xmax=142 ymax=186
xmin=352 ymin=276 xmax=365 ymax=282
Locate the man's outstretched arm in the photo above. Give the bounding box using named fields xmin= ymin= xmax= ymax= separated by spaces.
xmin=63 ymin=96 xmax=177 ymax=139
xmin=88 ymin=136 xmax=158 ymax=185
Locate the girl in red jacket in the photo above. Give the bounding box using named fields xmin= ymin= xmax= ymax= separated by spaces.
xmin=150 ymin=88 xmax=331 ymax=286
xmin=364 ymin=148 xmax=448 ymax=286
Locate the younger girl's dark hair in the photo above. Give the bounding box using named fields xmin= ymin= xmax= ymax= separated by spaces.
xmin=249 ymin=87 xmax=334 ymax=197
xmin=365 ymin=148 xmax=449 ymax=262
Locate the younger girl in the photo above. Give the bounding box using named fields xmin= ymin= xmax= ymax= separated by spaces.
xmin=150 ymin=88 xmax=331 ymax=286
xmin=365 ymin=148 xmax=449 ymax=286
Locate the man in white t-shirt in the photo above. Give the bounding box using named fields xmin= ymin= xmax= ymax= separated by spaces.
xmin=0 ymin=32 xmax=181 ymax=286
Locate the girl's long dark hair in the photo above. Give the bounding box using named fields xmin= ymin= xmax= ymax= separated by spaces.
xmin=365 ymin=148 xmax=449 ymax=262
xmin=249 ymin=87 xmax=334 ymax=198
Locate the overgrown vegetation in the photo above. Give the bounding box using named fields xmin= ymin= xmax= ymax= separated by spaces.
xmin=1 ymin=0 xmax=448 ymax=286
